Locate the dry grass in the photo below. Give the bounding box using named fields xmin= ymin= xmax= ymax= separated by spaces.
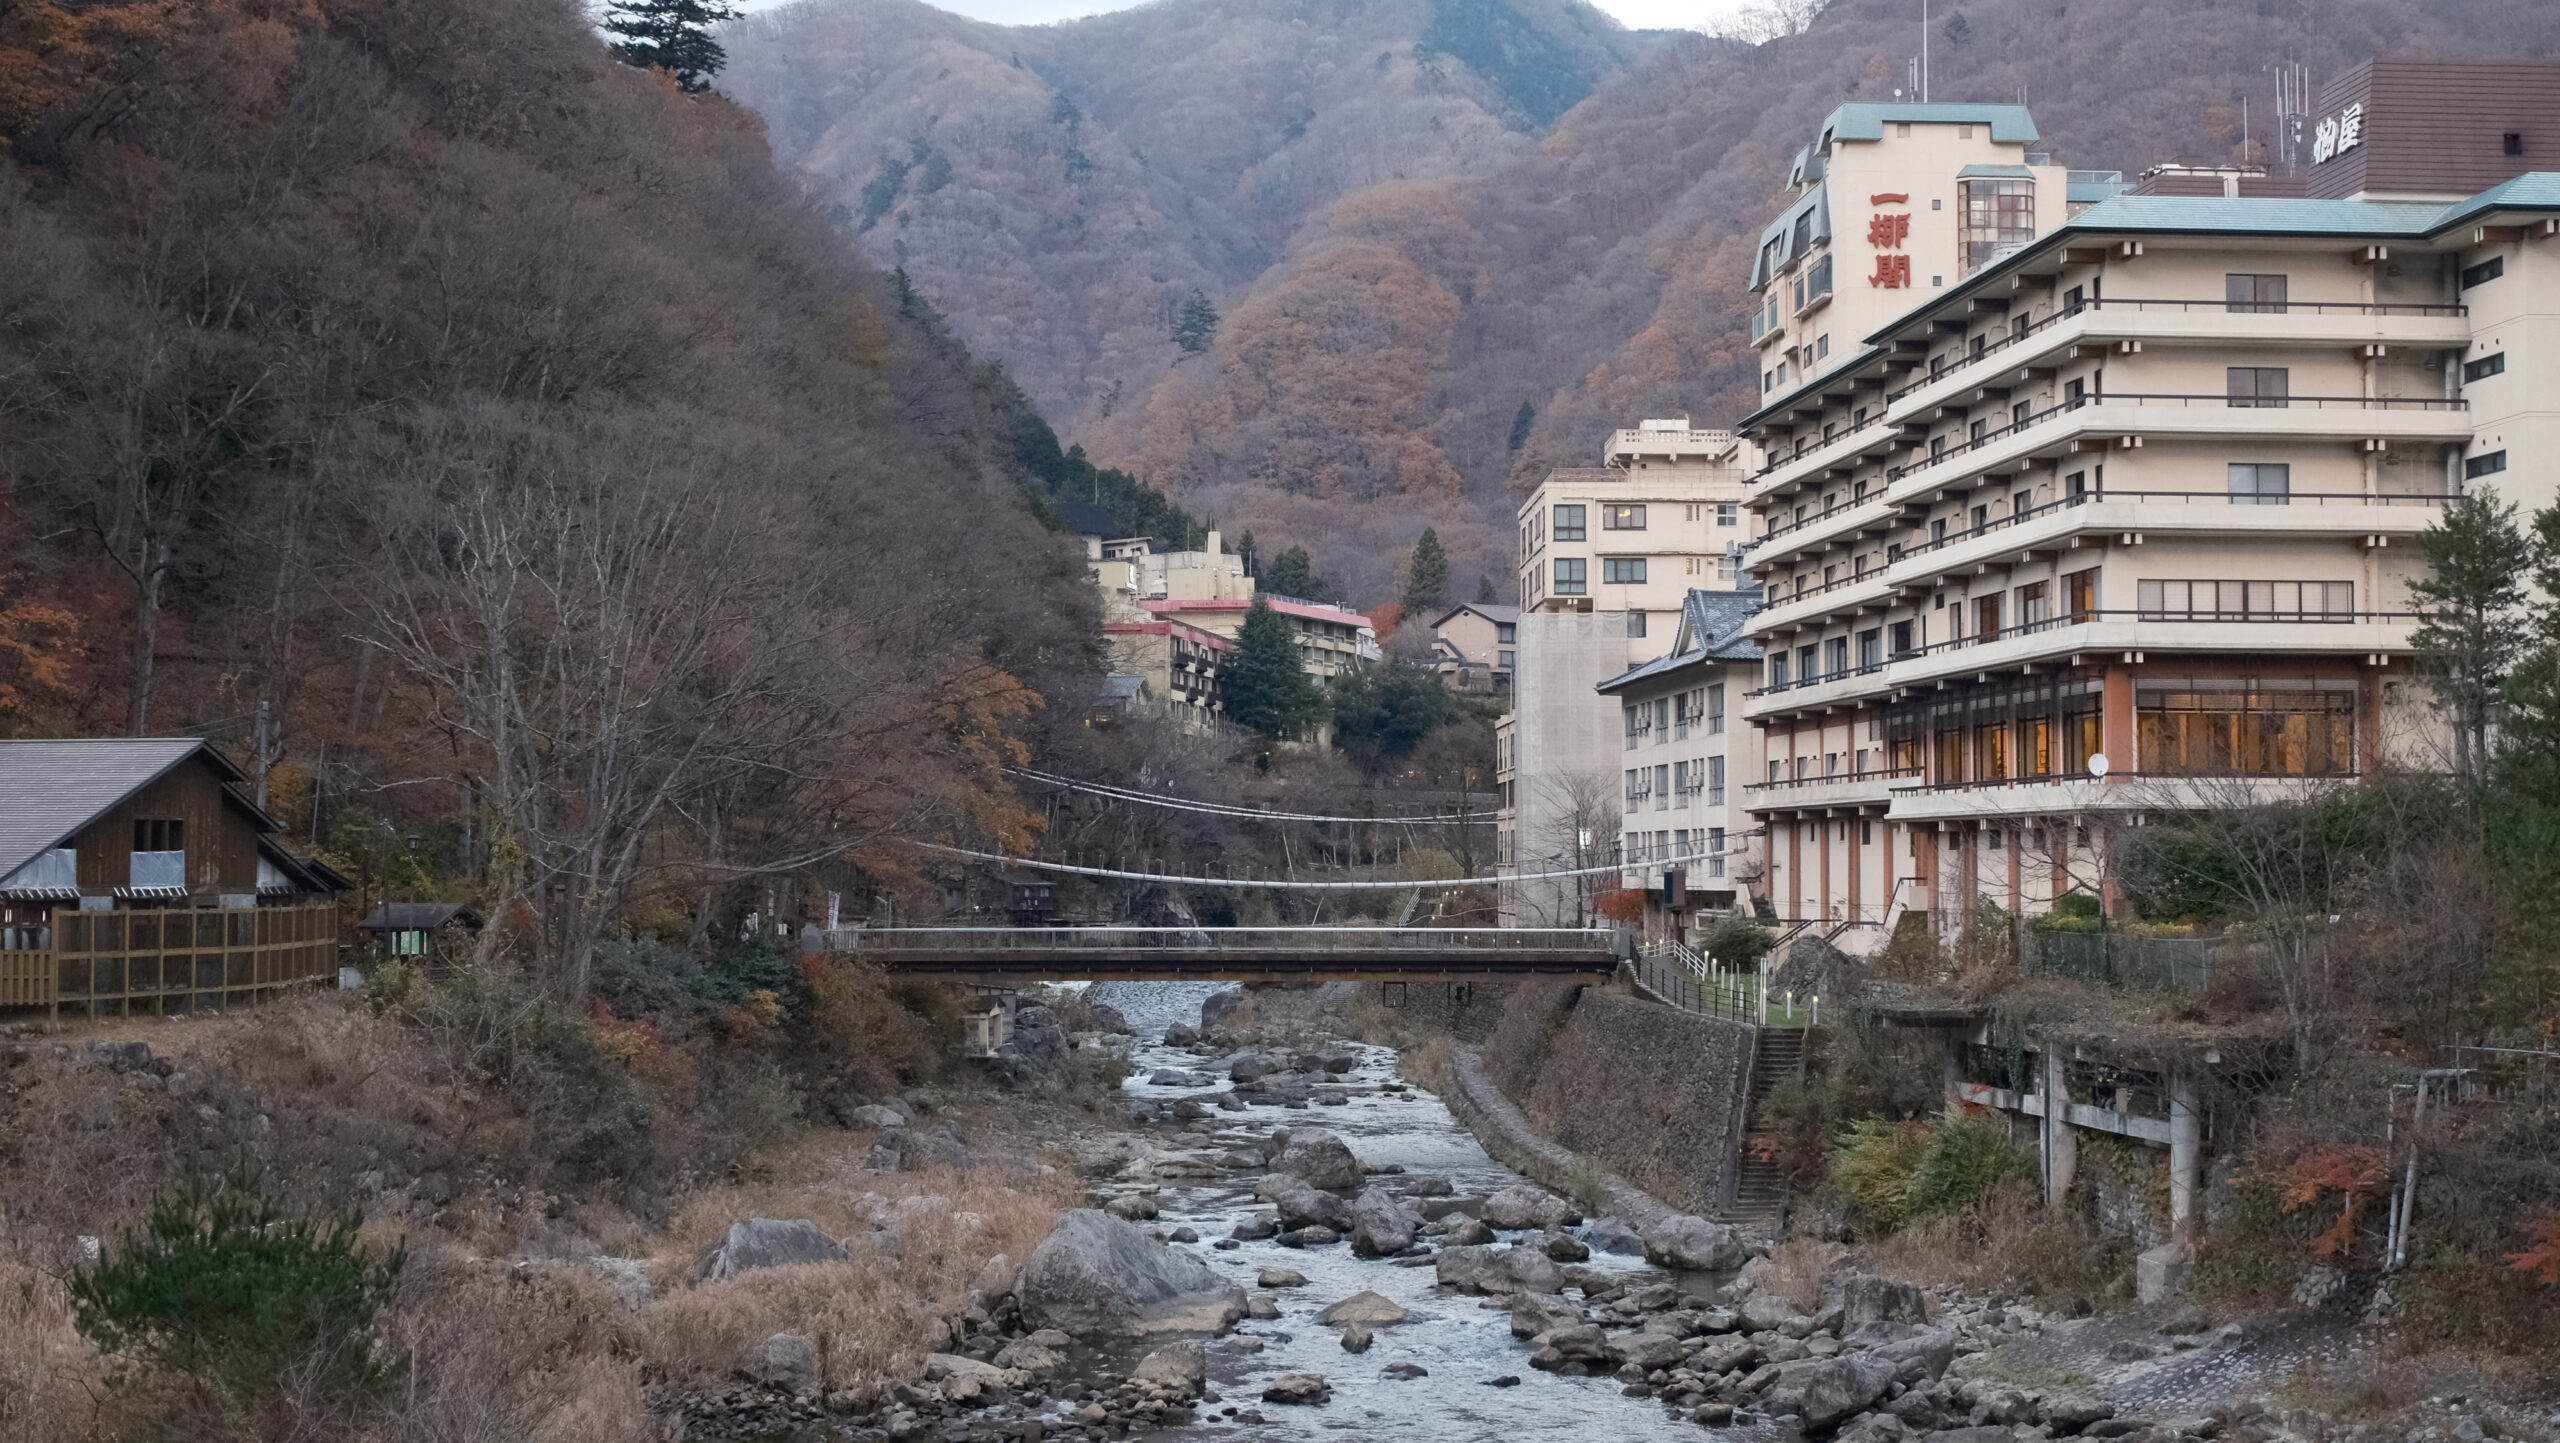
xmin=0 ymin=1254 xmax=100 ymax=1443
xmin=644 ymin=1159 xmax=1075 ymax=1393
xmin=1398 ymin=1034 xmax=1455 ymax=1095
xmin=1873 ymin=1178 xmax=2135 ymax=1309
xmin=1753 ymin=1234 xmax=1840 ymax=1313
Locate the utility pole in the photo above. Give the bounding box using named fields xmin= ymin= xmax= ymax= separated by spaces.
xmin=1921 ymin=0 xmax=1930 ymax=102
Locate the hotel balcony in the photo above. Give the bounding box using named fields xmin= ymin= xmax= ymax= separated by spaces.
xmin=1744 ymin=609 xmax=2416 ymax=723
xmin=1885 ymin=771 xmax=2358 ymax=824
xmin=1742 ymin=766 xmax=1925 ymax=817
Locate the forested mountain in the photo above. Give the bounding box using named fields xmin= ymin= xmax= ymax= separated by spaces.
xmin=0 ymin=0 xmax=1126 ymax=981
xmin=726 ymin=0 xmax=2560 ymax=606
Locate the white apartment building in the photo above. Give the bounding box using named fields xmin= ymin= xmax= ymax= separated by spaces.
xmin=1595 ymin=589 xmax=1765 ymax=942
xmin=1500 ymin=420 xmax=1762 ymax=925
xmin=1732 ymin=72 xmax=2556 ymax=945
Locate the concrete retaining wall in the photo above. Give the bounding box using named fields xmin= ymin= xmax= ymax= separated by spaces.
xmin=1474 ymin=982 xmax=1755 ymax=1220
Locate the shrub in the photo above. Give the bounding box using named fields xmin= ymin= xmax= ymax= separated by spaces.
xmin=1829 ymin=1117 xmax=1931 ymax=1230
xmin=1700 ymin=914 xmax=1776 ymax=971
xmin=70 ymin=1171 xmax=404 ymax=1405
xmin=1907 ymin=1106 xmax=2037 ymax=1218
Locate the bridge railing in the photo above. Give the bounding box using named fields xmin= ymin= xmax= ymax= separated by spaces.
xmin=828 ymin=926 xmax=1614 ymax=954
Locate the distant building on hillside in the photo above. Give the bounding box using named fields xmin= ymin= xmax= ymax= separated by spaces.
xmin=1089 ymin=529 xmax=1255 ymax=613
xmin=1141 ymin=595 xmax=1379 ymax=681
xmin=1102 ymin=617 xmax=1234 ymax=730
xmin=1428 ymin=602 xmax=1517 ymax=694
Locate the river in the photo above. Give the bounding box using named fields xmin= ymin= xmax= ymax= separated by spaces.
xmin=1085 ymin=982 xmax=1758 ymax=1443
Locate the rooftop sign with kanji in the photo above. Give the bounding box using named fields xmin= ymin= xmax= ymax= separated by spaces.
xmin=2311 ymin=102 xmax=2365 ymax=165
xmin=1868 ymin=192 xmax=1912 ymax=289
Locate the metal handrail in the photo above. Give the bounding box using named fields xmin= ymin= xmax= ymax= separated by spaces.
xmin=837 ymin=926 xmax=1614 ymax=952
xmin=1744 ymin=766 xmax=1924 ymax=793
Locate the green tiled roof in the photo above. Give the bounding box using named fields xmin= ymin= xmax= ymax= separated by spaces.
xmin=2067 ymin=194 xmax=2449 ymax=237
xmin=1819 ymin=103 xmax=2040 ymax=144
xmin=1597 ymin=588 xmax=1763 ymax=695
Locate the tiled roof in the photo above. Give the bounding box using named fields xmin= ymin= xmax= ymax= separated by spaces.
xmin=1430 ymin=602 xmax=1520 ymax=629
xmin=1596 ymin=588 xmax=1764 ymax=694
xmin=358 ymin=902 xmax=481 ymax=932
xmin=2065 ymin=193 xmax=2450 ymax=237
xmin=0 ymin=738 xmax=243 ymax=885
xmin=1819 ymin=103 xmax=2040 ymax=144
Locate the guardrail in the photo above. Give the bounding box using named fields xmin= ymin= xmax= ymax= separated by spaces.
xmin=1631 ymin=946 xmax=1818 ymax=1026
xmin=830 ymin=926 xmax=1615 ymax=953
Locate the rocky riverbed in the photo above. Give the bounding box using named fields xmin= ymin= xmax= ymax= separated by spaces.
xmin=665 ymin=983 xmax=2550 ymax=1443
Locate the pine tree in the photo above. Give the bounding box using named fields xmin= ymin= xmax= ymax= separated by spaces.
xmin=604 ymin=0 xmax=739 ymax=93
xmin=1223 ymin=600 xmax=1326 ymax=739
xmin=1507 ymin=401 xmax=1536 ymax=452
xmin=1402 ymin=528 xmax=1449 ymax=617
xmin=2499 ymin=500 xmax=2560 ymax=794
xmin=1476 ymin=574 xmax=1498 ymax=604
xmin=1171 ymin=290 xmax=1219 ymax=354
xmin=2409 ymin=488 xmax=2527 ymax=783
xmin=1261 ymin=545 xmax=1325 ymax=602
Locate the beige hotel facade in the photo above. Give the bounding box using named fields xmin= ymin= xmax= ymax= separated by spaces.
xmin=1732 ymin=64 xmax=2560 ymax=944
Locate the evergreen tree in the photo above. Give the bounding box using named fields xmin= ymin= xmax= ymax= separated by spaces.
xmin=1261 ymin=545 xmax=1326 ymax=602
xmin=1507 ymin=401 xmax=1536 ymax=452
xmin=1476 ymin=573 xmax=1498 ymax=604
xmin=1172 ymin=289 xmax=1220 ymax=354
xmin=1330 ymin=660 xmax=1462 ymax=771
xmin=1402 ymin=528 xmax=1450 ymax=617
xmin=2500 ymin=501 xmax=2560 ymax=794
xmin=1224 ymin=600 xmax=1326 ymax=739
xmin=603 ymin=0 xmax=739 ymax=94
xmin=2409 ymin=488 xmax=2527 ymax=782
xmin=1943 ymin=12 xmax=1973 ymax=44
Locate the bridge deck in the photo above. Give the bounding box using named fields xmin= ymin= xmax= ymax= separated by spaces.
xmin=830 ymin=926 xmax=1620 ymax=984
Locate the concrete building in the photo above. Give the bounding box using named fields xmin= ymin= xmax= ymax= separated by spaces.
xmin=1428 ymin=602 xmax=1517 ymax=694
xmin=1501 ymin=419 xmax=1763 ymax=924
xmin=1594 ymin=589 xmax=1766 ymax=942
xmin=1731 ymin=79 xmax=2559 ymax=943
xmin=1102 ymin=617 xmax=1234 ymax=729
xmin=1140 ymin=596 xmax=1380 ymax=682
xmin=1088 ymin=530 xmax=1254 ymax=608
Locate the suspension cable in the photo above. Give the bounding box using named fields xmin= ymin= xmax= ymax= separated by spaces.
xmin=1008 ymin=766 xmax=1494 ymax=825
xmin=912 ymin=840 xmax=1711 ymax=890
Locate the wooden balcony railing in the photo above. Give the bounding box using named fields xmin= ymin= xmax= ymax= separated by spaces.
xmin=2 ymin=902 xmax=341 ymax=1016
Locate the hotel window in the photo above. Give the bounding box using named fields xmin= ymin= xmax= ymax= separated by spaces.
xmin=1974 ymin=592 xmax=2003 ymax=641
xmin=1708 ymin=757 xmax=1726 ymax=807
xmin=1796 ymin=643 xmax=1818 ymax=682
xmin=2225 ymin=273 xmax=2289 ymax=313
xmin=2137 ymin=579 xmax=2354 ymax=620
xmin=1857 ymin=628 xmax=1882 ymax=669
xmin=1889 ymin=619 xmax=1917 ymax=655
xmin=2462 ymin=353 xmax=2506 ymax=383
xmin=1958 ymin=178 xmax=2034 ymax=271
xmin=2066 ymin=468 xmax=2089 ymax=499
xmin=1708 ymin=828 xmax=1727 ymax=877
xmin=1975 ymin=723 xmax=2009 ymax=781
xmin=1602 ymin=558 xmax=1647 ymax=584
xmin=1768 ymin=653 xmax=1790 ymax=687
xmin=1627 ymin=610 xmax=1647 ymax=638
xmin=2461 ymin=255 xmax=2504 ymax=289
xmin=2227 ymin=367 xmax=2289 ymax=408
xmin=1553 ymin=557 xmax=1586 ymax=594
xmin=2065 ymin=567 xmax=2100 ymax=622
xmin=1655 ymin=764 xmax=1671 ymax=810
xmin=2138 ymin=684 xmax=2356 ymax=776
xmin=1717 ymin=504 xmax=1738 ymax=527
xmin=2229 ymin=462 xmax=2291 ymax=505
xmin=1604 ymin=504 xmax=1648 ymax=530
xmin=2465 ymin=450 xmax=2508 ymax=480
xmin=1552 ymin=504 xmax=1586 ymax=540
xmin=1707 ymin=684 xmax=1726 ymax=734
xmin=2017 ymin=581 xmax=2049 ymax=628
xmin=1497 ymin=622 xmax=1516 ymax=643
xmin=1825 ymin=636 xmax=1849 ymax=675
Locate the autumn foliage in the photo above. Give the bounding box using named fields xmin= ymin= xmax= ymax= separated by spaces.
xmin=2507 ymin=1206 xmax=2560 ymax=1285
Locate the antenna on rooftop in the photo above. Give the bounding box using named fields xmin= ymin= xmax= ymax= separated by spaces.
xmin=2272 ymin=61 xmax=2310 ymax=172
xmin=1920 ymin=0 xmax=1930 ymax=102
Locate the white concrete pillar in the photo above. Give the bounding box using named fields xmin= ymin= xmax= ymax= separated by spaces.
xmin=2168 ymin=1073 xmax=2201 ymax=1248
xmin=2042 ymin=1047 xmax=2077 ymax=1210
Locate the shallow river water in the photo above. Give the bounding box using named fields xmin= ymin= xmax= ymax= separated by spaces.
xmin=1083 ymin=982 xmax=1757 ymax=1443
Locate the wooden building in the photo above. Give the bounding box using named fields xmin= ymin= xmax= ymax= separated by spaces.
xmin=0 ymin=738 xmax=345 ymax=1015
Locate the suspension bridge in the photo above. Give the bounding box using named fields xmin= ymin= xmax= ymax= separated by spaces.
xmin=827 ymin=926 xmax=1620 ymax=984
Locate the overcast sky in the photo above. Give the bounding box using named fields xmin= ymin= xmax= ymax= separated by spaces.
xmin=739 ymin=0 xmax=1756 ymax=30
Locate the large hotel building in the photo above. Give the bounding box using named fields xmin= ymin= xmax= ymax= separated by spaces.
xmin=1732 ymin=61 xmax=2559 ymax=943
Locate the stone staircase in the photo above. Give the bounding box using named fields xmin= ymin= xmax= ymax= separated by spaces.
xmin=1723 ymin=1024 xmax=1806 ymax=1227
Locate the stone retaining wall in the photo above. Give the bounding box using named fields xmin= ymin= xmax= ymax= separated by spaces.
xmin=1471 ymin=982 xmax=1755 ymax=1220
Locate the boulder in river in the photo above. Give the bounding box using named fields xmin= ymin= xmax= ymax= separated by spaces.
xmin=1266 ymin=1127 xmax=1365 ymax=1189
xmin=739 ymin=1331 xmax=815 ymax=1391
xmin=1348 ymin=1187 xmax=1416 ymax=1257
xmin=1104 ymin=1194 xmax=1159 ymax=1221
xmin=1544 ymin=1230 xmax=1591 ymax=1262
xmin=1017 ymin=1209 xmax=1246 ymax=1335
xmin=1258 ymin=1268 xmax=1307 ymax=1287
xmin=1835 ymin=1272 xmax=1929 ymax=1327
xmin=690 ymin=1218 xmax=847 ymax=1284
xmin=1130 ymin=1344 xmax=1207 ymax=1397
xmin=1443 ymin=1216 xmax=1496 ymax=1246
xmin=1277 ymin=1225 xmax=1340 ymax=1247
xmin=1763 ymin=1354 xmax=1898 ymax=1429
xmin=1340 ymin=1320 xmax=1373 ymax=1352
xmin=1641 ymin=1214 xmax=1748 ymax=1272
xmin=1316 ymin=1290 xmax=1411 ymax=1326
xmin=1261 ymin=1372 xmax=1331 ymax=1405
xmin=1511 ymin=1293 xmax=1584 ymax=1338
xmin=1741 ymin=1292 xmax=1806 ymax=1332
xmin=1583 ymin=1216 xmax=1648 ymax=1256
xmin=1264 ymin=1176 xmax=1353 ymax=1231
xmin=1231 ymin=1213 xmax=1280 ymax=1240
xmin=1200 ymin=987 xmax=1249 ymax=1034
xmin=1480 ymin=1184 xmax=1576 ymax=1230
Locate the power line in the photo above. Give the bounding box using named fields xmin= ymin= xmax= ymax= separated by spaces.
xmin=914 ymin=840 xmax=1716 ymax=890
xmin=1009 ymin=766 xmax=1493 ymax=825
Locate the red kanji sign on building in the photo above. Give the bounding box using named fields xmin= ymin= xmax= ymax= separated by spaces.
xmin=1867 ymin=213 xmax=1910 ymax=248
xmin=1870 ymin=254 xmax=1912 ymax=288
